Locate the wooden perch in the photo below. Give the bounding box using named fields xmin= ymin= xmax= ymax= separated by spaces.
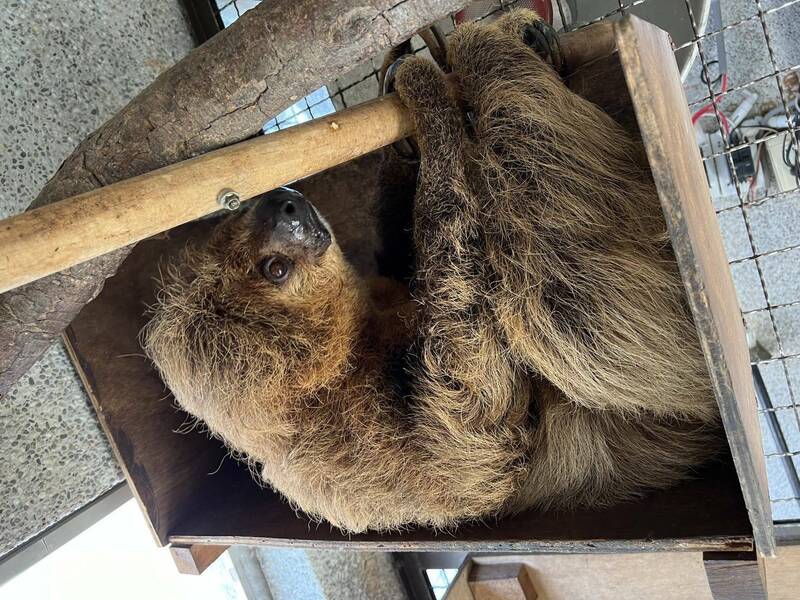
xmin=0 ymin=0 xmax=467 ymax=395
xmin=0 ymin=94 xmax=413 ymax=294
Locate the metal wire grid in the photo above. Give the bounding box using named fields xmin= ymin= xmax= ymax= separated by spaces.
xmin=677 ymin=0 xmax=800 ymax=517
xmin=210 ymin=0 xmax=800 ymax=520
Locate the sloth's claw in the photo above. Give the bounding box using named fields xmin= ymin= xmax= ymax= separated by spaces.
xmin=385 ymin=55 xmax=420 ymax=159
xmin=383 ymin=55 xmax=408 ymax=96
xmin=522 ymin=20 xmax=565 ymax=76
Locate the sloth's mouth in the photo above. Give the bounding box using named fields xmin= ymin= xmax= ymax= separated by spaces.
xmin=304 ymin=203 xmax=332 ymax=258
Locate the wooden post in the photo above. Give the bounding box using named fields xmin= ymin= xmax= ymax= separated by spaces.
xmin=703 ymin=552 xmax=767 ymax=600
xmin=170 ymin=544 xmax=229 ymax=576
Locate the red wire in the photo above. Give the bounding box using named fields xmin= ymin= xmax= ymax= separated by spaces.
xmin=692 ymin=73 xmax=730 ymax=135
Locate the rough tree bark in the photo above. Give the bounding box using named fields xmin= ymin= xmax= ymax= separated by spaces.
xmin=0 ymin=0 xmax=466 ymax=395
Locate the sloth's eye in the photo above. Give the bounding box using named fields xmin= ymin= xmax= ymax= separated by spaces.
xmin=260 ymin=256 xmax=291 ymax=284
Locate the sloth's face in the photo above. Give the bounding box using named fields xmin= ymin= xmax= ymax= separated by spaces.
xmin=246 ymin=187 xmax=332 ymax=285
xmin=205 ymin=188 xmax=347 ymax=312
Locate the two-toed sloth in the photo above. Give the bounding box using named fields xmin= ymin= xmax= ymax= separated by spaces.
xmin=144 ymin=10 xmax=720 ymax=533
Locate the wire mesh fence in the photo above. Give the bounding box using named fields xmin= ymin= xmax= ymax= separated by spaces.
xmin=670 ymin=0 xmax=800 ymax=524
xmin=207 ymin=0 xmax=800 ymax=525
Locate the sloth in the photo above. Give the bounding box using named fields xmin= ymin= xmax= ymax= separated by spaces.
xmin=144 ymin=10 xmax=720 ymax=533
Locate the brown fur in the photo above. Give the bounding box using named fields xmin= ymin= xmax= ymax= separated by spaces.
xmin=144 ymin=10 xmax=720 ymax=533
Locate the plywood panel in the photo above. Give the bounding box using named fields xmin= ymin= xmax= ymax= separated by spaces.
xmin=615 ymin=15 xmax=775 ymax=556
xmin=165 ymin=458 xmax=750 ymax=551
xmin=63 ymin=219 xmax=228 ymax=546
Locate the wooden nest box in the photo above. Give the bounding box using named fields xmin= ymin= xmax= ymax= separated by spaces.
xmin=62 ymin=15 xmax=774 ymax=580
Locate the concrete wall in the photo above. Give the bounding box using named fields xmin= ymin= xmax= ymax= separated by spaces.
xmin=0 ymin=0 xmax=194 ymax=559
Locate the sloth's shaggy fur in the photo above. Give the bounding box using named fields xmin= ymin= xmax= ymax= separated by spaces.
xmin=144 ymin=10 xmax=721 ymax=533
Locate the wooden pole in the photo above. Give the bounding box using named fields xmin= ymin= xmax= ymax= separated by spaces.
xmin=0 ymin=20 xmax=617 ymax=295
xmin=0 ymin=94 xmax=412 ymax=294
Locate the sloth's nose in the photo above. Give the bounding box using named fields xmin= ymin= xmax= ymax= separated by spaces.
xmin=256 ymin=187 xmax=310 ymax=225
xmin=254 ymin=187 xmax=331 ymax=256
